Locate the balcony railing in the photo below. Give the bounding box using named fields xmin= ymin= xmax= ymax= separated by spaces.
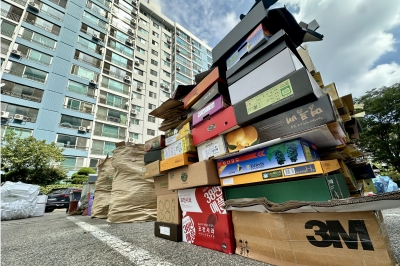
xmin=74 ymin=55 xmax=102 ymax=68
xmin=96 ymin=114 xmax=127 ymax=125
xmin=104 ymin=54 xmax=132 ymax=70
xmin=66 ymin=86 xmax=96 ymax=98
xmin=76 ymin=42 xmax=102 ymax=54
xmin=176 ymin=67 xmax=192 ymax=77
xmin=1 ymin=89 xmax=42 ymax=103
xmin=93 ymin=0 xmax=111 ymax=8
xmin=100 ymin=82 xmax=129 ymax=95
xmin=56 ymin=143 xmax=89 ymax=150
xmin=1 ymin=28 xmax=14 ymax=38
xmin=1 ymin=9 xmax=22 ymax=22
xmin=19 ymin=52 xmax=51 ymax=66
xmin=82 ymin=15 xmax=108 ymax=30
xmin=59 ymin=123 xmax=89 ymax=130
xmin=63 ymin=104 xmax=93 ymax=114
xmin=4 ymin=69 xmax=46 ymax=83
xmin=10 ymin=0 xmax=27 ymax=5
xmin=24 ymin=18 xmax=60 ymax=35
xmin=108 ymin=44 xmax=133 ymax=57
xmin=8 ymin=113 xmax=37 ymax=122
xmin=103 ymin=68 xmax=129 ymax=81
xmin=18 ymin=34 xmax=55 ymax=50
xmin=86 ymin=3 xmax=108 ymax=19
xmin=93 ymin=130 xmax=126 ymax=140
xmin=1 ymin=47 xmax=9 ymax=55
xmin=90 ymin=148 xmax=113 ymax=156
xmin=98 ymin=97 xmax=129 ymax=110
xmin=40 ymin=9 xmax=64 ymax=21
xmin=80 ymin=28 xmax=104 ymax=43
xmin=175 ymin=58 xmax=192 ymax=68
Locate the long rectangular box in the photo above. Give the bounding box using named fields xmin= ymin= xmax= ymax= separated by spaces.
xmin=224 ymin=174 xmax=350 ymax=202
xmin=165 ymin=122 xmax=191 ymax=146
xmin=192 ymin=106 xmax=238 ymax=146
xmin=233 ymin=67 xmax=323 ymax=126
xmin=232 ymin=211 xmax=396 ymax=266
xmin=192 ymin=96 xmax=228 ymax=128
xmin=220 ymin=160 xmax=341 ymax=187
xmin=161 ymin=135 xmax=196 ymax=160
xmin=168 ymin=160 xmax=220 ymax=190
xmin=157 ymin=194 xmax=182 ymax=224
xmin=160 ymin=153 xmax=198 ymax=171
xmin=153 ymin=175 xmax=177 ymax=196
xmin=197 ymin=135 xmax=228 ymax=161
xmin=217 ymin=138 xmax=320 ymax=178
xmin=144 ymin=135 xmax=165 ymax=152
xmin=154 ymin=222 xmax=182 ymax=242
xmin=188 ymin=82 xmax=230 ymax=117
xmin=143 ymin=160 xmax=167 ymax=179
xmin=144 ymin=148 xmax=163 ymax=165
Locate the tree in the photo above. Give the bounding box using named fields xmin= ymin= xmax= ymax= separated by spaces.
xmin=71 ymin=167 xmax=96 ymax=184
xmin=356 ymin=83 xmax=400 ymax=172
xmin=1 ymin=129 xmax=66 ymax=185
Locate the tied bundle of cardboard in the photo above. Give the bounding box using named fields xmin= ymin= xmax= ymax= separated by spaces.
xmin=144 ymin=1 xmax=398 ymax=265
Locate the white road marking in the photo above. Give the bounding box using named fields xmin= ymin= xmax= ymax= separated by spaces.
xmin=384 ymin=214 xmax=400 ymax=217
xmin=67 ymin=217 xmax=175 ymax=266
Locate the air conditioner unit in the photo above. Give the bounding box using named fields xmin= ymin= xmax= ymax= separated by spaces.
xmin=137 ymin=85 xmax=142 ymax=90
xmin=160 ymin=84 xmax=164 ymax=88
xmin=28 ymin=2 xmax=40 ymax=12
xmin=128 ymin=137 xmax=135 ymax=142
xmin=192 ymin=49 xmax=196 ymax=52
xmin=78 ymin=126 xmax=87 ymax=132
xmin=134 ymin=61 xmax=140 ymax=66
xmin=11 ymin=50 xmax=21 ymax=57
xmin=176 ymin=32 xmax=180 ymax=36
xmin=127 ymin=29 xmax=134 ymax=35
xmin=124 ymin=76 xmax=131 ymax=83
xmin=166 ymin=56 xmax=171 ymax=61
xmin=131 ymin=110 xmax=138 ymax=116
xmin=86 ymin=126 xmax=91 ymax=132
xmin=1 ymin=111 xmax=9 ymax=119
xmin=13 ymin=114 xmax=24 ymax=120
xmin=126 ymin=38 xmax=133 ymax=46
xmin=176 ymin=66 xmax=180 ymax=71
xmin=132 ymin=0 xmax=137 ymax=6
xmin=176 ymin=50 xmax=180 ymax=53
xmin=92 ymin=34 xmax=100 ymax=41
xmin=131 ymin=19 xmax=136 ymax=24
xmin=89 ymin=80 xmax=97 ymax=85
xmin=131 ymin=10 xmax=137 ymax=15
xmin=167 ymin=38 xmax=171 ymax=43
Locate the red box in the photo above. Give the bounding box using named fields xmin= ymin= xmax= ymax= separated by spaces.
xmin=183 ymin=67 xmax=226 ymax=109
xmin=192 ymin=106 xmax=238 ymax=146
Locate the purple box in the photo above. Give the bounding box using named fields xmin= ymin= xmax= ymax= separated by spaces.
xmin=192 ymin=96 xmax=228 ymax=127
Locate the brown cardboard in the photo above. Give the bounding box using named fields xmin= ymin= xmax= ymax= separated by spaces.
xmin=154 ymin=221 xmax=182 ymax=242
xmin=157 ymin=194 xmax=182 ymax=225
xmin=232 ymin=211 xmax=396 ymax=266
xmin=168 ymin=160 xmax=220 ymax=190
xmin=153 ymin=175 xmax=177 ymax=196
xmin=143 ymin=160 xmax=167 ymax=179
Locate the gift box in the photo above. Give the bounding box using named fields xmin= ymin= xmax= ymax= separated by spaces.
xmin=189 ymin=82 xmax=230 ymax=117
xmin=196 ymin=135 xmax=228 ymax=161
xmin=192 ymin=96 xmax=228 ymax=128
xmin=161 ymin=135 xmax=196 ymax=160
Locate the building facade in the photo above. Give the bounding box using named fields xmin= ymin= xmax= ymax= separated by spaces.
xmin=0 ymin=0 xmax=212 ymax=172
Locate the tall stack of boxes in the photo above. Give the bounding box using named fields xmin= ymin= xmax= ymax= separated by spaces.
xmin=142 ymin=1 xmax=396 ymax=265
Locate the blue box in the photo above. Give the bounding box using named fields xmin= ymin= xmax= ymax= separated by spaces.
xmin=217 ymin=138 xmax=320 ymax=178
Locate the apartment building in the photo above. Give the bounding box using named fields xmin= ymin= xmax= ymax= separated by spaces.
xmin=0 ymin=0 xmax=212 ymax=172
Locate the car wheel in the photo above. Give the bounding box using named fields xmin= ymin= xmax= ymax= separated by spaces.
xmin=45 ymin=208 xmax=55 ymax=213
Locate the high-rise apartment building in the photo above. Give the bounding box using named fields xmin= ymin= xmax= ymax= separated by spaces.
xmin=0 ymin=0 xmax=212 ymax=172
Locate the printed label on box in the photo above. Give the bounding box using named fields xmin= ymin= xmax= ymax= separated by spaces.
xmin=198 ymin=101 xmax=215 ymax=118
xmin=182 ymin=216 xmax=196 ymax=243
xmin=178 ymin=187 xmax=226 ymax=214
xmin=222 ymin=178 xmax=234 ymax=186
xmin=245 ymin=79 xmax=294 ymax=115
xmin=262 ymin=170 xmax=283 ymax=179
xmin=159 ymin=226 xmax=170 ymax=236
xmin=202 ymin=143 xmax=221 ymax=160
xmin=284 ymin=163 xmax=317 ymax=176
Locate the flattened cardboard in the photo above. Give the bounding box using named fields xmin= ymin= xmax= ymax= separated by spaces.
xmin=312 ymin=71 xmax=324 ymax=88
xmin=192 ymin=96 xmax=228 ymax=128
xmin=192 ymin=106 xmax=239 ymax=146
xmin=232 ymin=211 xmax=396 ymax=266
xmin=154 ymin=222 xmax=182 ymax=242
xmin=189 ymin=82 xmax=230 ymax=117
xmin=153 ymin=175 xmax=177 ymax=196
xmin=197 ymin=135 xmax=228 ymax=161
xmin=160 ymin=153 xmax=198 ymax=171
xmin=233 ymin=67 xmax=323 ymax=126
xmin=144 ymin=148 xmax=163 ymax=164
xmin=149 ymin=98 xmax=186 ymax=119
xmin=322 ymin=83 xmax=339 ymax=101
xmin=143 ymin=160 xmax=167 ymax=179
xmin=168 ymin=160 xmax=220 ymax=190
xmin=161 ymin=135 xmax=196 ymax=160
xmin=172 ymin=84 xmax=196 ymax=100
xmin=144 ymin=135 xmax=165 ymax=152
xmin=157 ymin=194 xmax=182 ymax=224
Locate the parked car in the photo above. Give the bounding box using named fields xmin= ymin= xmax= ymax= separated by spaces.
xmin=45 ymin=188 xmax=81 ymax=212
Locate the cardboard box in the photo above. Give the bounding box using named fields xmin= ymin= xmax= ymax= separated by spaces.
xmin=149 ymin=98 xmax=188 ymax=120
xmin=350 ymin=164 xmax=375 ymax=180
xmin=224 ymin=174 xmax=350 ymax=202
xmin=160 ymin=153 xmax=198 ymax=171
xmin=233 ymin=67 xmax=323 ymax=126
xmin=143 ymin=160 xmax=167 ymax=179
xmin=313 ymin=71 xmax=324 ymax=88
xmin=226 ymin=23 xmax=272 ymax=70
xmin=177 ymin=186 xmax=225 ymax=213
xmin=154 ymin=222 xmax=182 ymax=242
xmin=224 ymin=95 xmax=340 ymax=148
xmin=189 ymin=82 xmax=230 ymax=117
xmin=165 ymin=121 xmax=191 ymax=146
xmin=220 ymin=160 xmax=341 ymax=187
xmin=157 ymin=194 xmax=182 ymax=224
xmin=171 ymin=84 xmax=196 ymax=100
xmin=192 ymin=106 xmax=239 ymax=146
xmin=217 ymin=138 xmax=320 ymax=178
xmin=338 ymin=160 xmax=358 ymax=190
xmin=229 ymin=49 xmax=306 ymax=105
xmin=168 ymin=160 xmax=220 ymax=190
xmin=192 ymin=96 xmax=228 ymax=128
xmin=144 ymin=148 xmax=163 ymax=165
xmin=358 ymin=179 xmax=377 ymax=196
xmin=183 ymin=67 xmax=226 ymax=109
xmin=232 ymin=211 xmax=396 ymax=266
xmin=322 ymin=82 xmax=340 ymax=101
xmin=144 ymin=135 xmax=165 ymax=152
xmin=153 ymin=175 xmax=177 ymax=196
xmin=196 ymin=135 xmax=228 ymax=161
xmin=182 ymin=211 xmax=235 ymax=254
xmin=161 ymin=135 xmax=196 ymax=160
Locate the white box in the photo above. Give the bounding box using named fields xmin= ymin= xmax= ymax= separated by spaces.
xmin=196 ymin=135 xmax=228 ymax=161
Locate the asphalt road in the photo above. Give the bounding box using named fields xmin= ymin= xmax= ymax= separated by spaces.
xmin=1 ymin=209 xmax=400 ymax=266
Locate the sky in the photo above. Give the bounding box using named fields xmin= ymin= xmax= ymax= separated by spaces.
xmin=154 ymin=0 xmax=400 ymax=98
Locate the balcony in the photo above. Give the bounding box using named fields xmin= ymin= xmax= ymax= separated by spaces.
xmin=1 ymin=9 xmax=22 ymax=23
xmin=80 ymin=27 xmax=105 ymax=43
xmin=100 ymin=82 xmax=129 ymax=95
xmin=90 ymin=147 xmax=114 ymax=156
xmin=1 ymin=28 xmax=14 ymax=38
xmin=74 ymin=55 xmax=102 ymax=68
xmin=1 ymin=89 xmax=42 ymax=103
xmin=86 ymin=2 xmax=108 ymax=19
xmin=175 ymin=58 xmax=192 ymax=68
xmin=103 ymin=68 xmax=130 ymax=81
xmin=4 ymin=69 xmax=47 ymax=83
xmin=59 ymin=123 xmax=88 ymax=130
xmin=18 ymin=33 xmax=55 ymax=50
xmin=24 ymin=17 xmax=60 ymax=35
xmin=8 ymin=114 xmax=37 ymax=123
xmin=93 ymin=0 xmax=111 ymax=8
xmin=56 ymin=143 xmax=89 ymax=150
xmin=96 ymin=114 xmax=127 ymax=125
xmin=76 ymin=42 xmax=103 ymax=55
xmin=93 ymin=130 xmax=126 ymax=140
xmin=18 ymin=51 xmax=52 ymax=66
xmin=63 ymin=104 xmax=93 ymax=114
xmin=98 ymin=97 xmax=129 ymax=110
xmin=108 ymin=44 xmax=133 ymax=57
xmin=9 ymin=0 xmax=27 ymax=5
xmin=1 ymin=47 xmax=9 ymax=55
xmin=104 ymin=54 xmax=132 ymax=70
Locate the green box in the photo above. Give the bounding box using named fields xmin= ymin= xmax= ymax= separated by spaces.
xmin=224 ymin=174 xmax=350 ymax=203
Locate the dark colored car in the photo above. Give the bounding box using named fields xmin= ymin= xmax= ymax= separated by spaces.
xmin=45 ymin=188 xmax=81 ymax=212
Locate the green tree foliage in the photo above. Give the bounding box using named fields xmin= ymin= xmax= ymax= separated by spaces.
xmin=71 ymin=167 xmax=96 ymax=184
xmin=40 ymin=184 xmax=83 ymax=195
xmin=356 ymin=83 xmax=400 ymax=172
xmin=1 ymin=129 xmax=66 ymax=185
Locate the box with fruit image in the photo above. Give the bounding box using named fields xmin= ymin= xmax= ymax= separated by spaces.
xmin=217 ymin=138 xmax=319 ymax=178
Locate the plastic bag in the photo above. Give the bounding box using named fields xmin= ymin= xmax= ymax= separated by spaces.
xmin=372 ymin=175 xmax=399 ymax=193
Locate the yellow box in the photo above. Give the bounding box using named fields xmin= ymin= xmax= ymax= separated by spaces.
xmin=165 ymin=122 xmax=191 ymax=146
xmin=161 ymin=134 xmax=196 ymax=160
xmin=220 ymin=160 xmax=340 ymax=187
xmin=143 ymin=160 xmax=167 ymax=179
xmin=338 ymin=160 xmax=357 ymax=190
xmin=322 ymin=83 xmax=339 ymax=101
xmin=160 ymin=153 xmax=198 ymax=171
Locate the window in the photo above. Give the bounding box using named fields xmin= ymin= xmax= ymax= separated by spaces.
xmin=162 ymin=70 xmax=170 ymax=77
xmin=163 ymin=33 xmax=169 ymax=39
xmin=81 ymin=24 xmax=104 ymax=41
xmin=89 ymin=158 xmax=99 ymax=168
xmin=133 ymin=79 xmax=144 ymax=89
xmin=134 ymin=68 xmax=143 ymax=76
xmin=138 ymin=36 xmax=147 ymax=45
xmin=163 ymin=51 xmax=170 ymax=57
xmin=91 ymin=140 xmax=116 ymax=156
xmin=77 ymin=36 xmax=101 ymax=54
xmin=192 ymin=39 xmax=202 ymax=49
xmin=136 ymin=46 xmax=146 ymax=55
xmin=139 ymin=27 xmax=148 ymax=35
xmin=147 ymin=129 xmax=155 ymax=136
xmin=149 ymin=91 xmax=157 ymax=98
xmin=64 ymin=97 xmax=93 ymax=114
xmin=151 ymin=50 xmax=158 ymax=56
xmin=140 ymin=19 xmax=147 ymax=25
xmin=150 ymin=70 xmax=157 ymax=77
xmin=19 ymin=27 xmax=57 ymax=50
xmin=140 ymin=10 xmax=148 ymax=17
xmin=153 ymin=22 xmax=159 ymax=29
xmin=132 ymin=105 xmax=141 ymax=112
xmin=117 ymin=0 xmax=133 ymax=12
xmin=96 ymin=107 xmax=127 ymax=125
xmin=1 ymin=80 xmax=44 ymax=102
xmin=176 ymin=73 xmax=192 ymax=84
xmin=192 ymin=54 xmax=202 ymax=64
xmin=25 ymin=13 xmax=61 ymax=35
xmin=161 ymin=80 xmax=171 ymax=87
xmin=82 ymin=11 xmax=107 ymax=29
xmin=151 ymin=59 xmax=158 ymax=66
xmin=56 ymin=134 xmax=88 ymax=150
xmin=111 ymin=16 xmax=130 ymax=32
xmin=86 ymin=1 xmax=107 ymax=18
xmin=161 ymin=91 xmax=170 ymax=98
xmin=163 ymin=60 xmax=171 ymax=67
xmin=152 ymin=40 xmax=159 ymax=46
xmin=108 ymin=39 xmax=134 ymax=57
xmin=1 ymin=103 xmax=39 ymax=122
xmin=193 ymin=47 xmax=201 ymax=56
xmin=135 ymin=57 xmax=145 ymax=65
xmin=94 ymin=122 xmax=126 ymax=139
xmin=75 ymin=50 xmax=101 ymax=68
xmin=129 ymin=132 xmax=139 ymax=139
xmin=148 ymin=103 xmax=156 ymax=110
xmin=101 ymin=76 xmax=130 ymax=95
xmin=153 ymin=31 xmax=159 ymax=38
xmin=5 ymin=61 xmax=48 ymax=83
xmin=2 ymin=127 xmax=32 ymax=139
xmin=109 ymin=27 xmax=129 ymax=43
xmin=149 ymin=80 xmax=157 ymax=87
xmin=111 ymin=7 xmax=130 ymax=23
xmin=132 ymin=92 xmax=141 ymax=99
xmin=59 ymin=114 xmax=92 ymax=129
xmin=207 ymin=50 xmax=212 ymax=56
xmin=32 ymin=1 xmax=65 ymax=21
xmin=131 ymin=118 xmax=140 ymax=125
xmin=163 ymin=42 xmax=170 ymax=49
xmin=66 ymin=80 xmax=95 ymax=97
xmin=148 ymin=116 xmax=156 ymax=123
xmin=61 ymin=157 xmax=85 ymax=170
xmin=207 ymin=57 xmax=213 ymax=64
xmin=49 ymin=0 xmax=68 ymax=8
xmin=99 ymin=91 xmax=129 ymax=109
xmin=71 ymin=64 xmax=99 ymax=81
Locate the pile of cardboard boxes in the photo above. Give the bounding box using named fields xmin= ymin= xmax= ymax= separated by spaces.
xmin=142 ymin=1 xmax=397 ymax=265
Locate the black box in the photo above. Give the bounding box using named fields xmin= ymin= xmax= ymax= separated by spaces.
xmin=350 ymin=164 xmax=375 ymax=180
xmin=144 ymin=148 xmax=162 ymax=165
xmin=233 ymin=68 xmax=323 ymax=126
xmin=188 ymin=82 xmax=230 ymax=117
xmin=154 ymin=222 xmax=182 ymax=242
